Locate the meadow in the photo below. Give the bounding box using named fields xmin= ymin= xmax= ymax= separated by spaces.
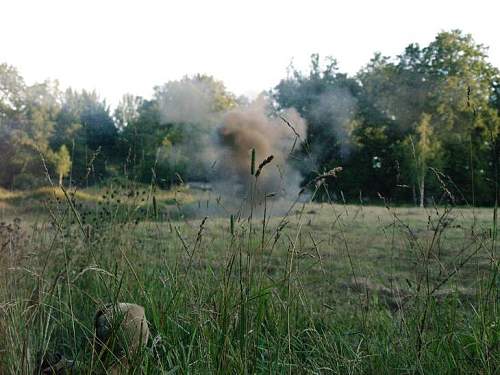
xmin=0 ymin=182 xmax=498 ymax=374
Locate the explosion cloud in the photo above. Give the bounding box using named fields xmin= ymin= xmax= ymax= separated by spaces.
xmin=214 ymin=98 xmax=307 ymax=198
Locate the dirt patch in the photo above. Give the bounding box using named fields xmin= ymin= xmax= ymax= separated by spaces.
xmin=341 ymin=277 xmax=477 ymax=311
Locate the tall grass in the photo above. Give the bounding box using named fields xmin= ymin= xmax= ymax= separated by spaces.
xmin=0 ymin=173 xmax=498 ymax=373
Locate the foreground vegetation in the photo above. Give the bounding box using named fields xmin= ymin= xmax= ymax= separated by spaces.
xmin=0 ymin=182 xmax=498 ymax=374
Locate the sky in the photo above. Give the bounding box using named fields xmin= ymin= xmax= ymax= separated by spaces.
xmin=1 ymin=0 xmax=499 ymax=107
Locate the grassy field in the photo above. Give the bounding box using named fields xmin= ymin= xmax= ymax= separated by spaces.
xmin=0 ymin=183 xmax=498 ymax=374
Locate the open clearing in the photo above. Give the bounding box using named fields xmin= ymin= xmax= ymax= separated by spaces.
xmin=0 ymin=185 xmax=498 ymax=374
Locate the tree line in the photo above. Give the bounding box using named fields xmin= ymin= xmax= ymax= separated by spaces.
xmin=1 ymin=30 xmax=499 ymax=205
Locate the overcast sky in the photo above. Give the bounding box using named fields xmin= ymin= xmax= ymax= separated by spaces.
xmin=1 ymin=0 xmax=499 ymax=107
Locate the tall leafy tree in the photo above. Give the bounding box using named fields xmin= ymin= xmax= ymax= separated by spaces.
xmin=53 ymin=145 xmax=72 ymax=185
xmin=413 ymin=113 xmax=441 ymax=207
xmin=0 ymin=64 xmax=61 ymax=187
xmin=54 ymin=89 xmax=117 ymax=184
xmin=420 ymin=31 xmax=500 ymax=204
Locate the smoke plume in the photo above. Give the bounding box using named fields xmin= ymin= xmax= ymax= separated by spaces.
xmin=214 ymin=98 xmax=306 ymax=198
xmin=310 ymin=88 xmax=357 ymax=159
xmin=157 ymin=77 xmax=219 ymax=126
xmin=154 ymin=77 xmax=308 ymax=202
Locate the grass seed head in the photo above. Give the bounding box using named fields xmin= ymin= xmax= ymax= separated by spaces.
xmin=255 ymin=155 xmax=274 ymax=178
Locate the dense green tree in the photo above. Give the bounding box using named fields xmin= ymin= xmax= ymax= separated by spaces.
xmin=114 ymin=94 xmax=143 ymax=131
xmin=420 ymin=31 xmax=500 ymax=204
xmin=0 ymin=65 xmax=60 ymax=187
xmin=0 ymin=63 xmax=26 ymax=115
xmin=54 ymin=89 xmax=117 ymax=184
xmin=0 ymin=63 xmax=27 ymax=187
